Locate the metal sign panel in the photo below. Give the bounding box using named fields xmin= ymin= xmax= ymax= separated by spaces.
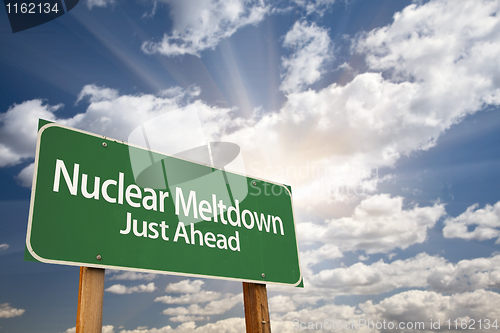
xmin=26 ymin=122 xmax=302 ymax=286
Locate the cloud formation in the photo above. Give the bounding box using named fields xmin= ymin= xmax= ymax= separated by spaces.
xmin=85 ymin=0 xmax=115 ymax=10
xmin=155 ymin=279 xmax=241 ymax=322
xmin=280 ymin=21 xmax=332 ymax=93
xmin=155 ymin=291 xmax=221 ymax=305
xmin=273 ymin=289 xmax=500 ymax=333
xmin=298 ymin=194 xmax=445 ymax=254
xmin=304 ymin=253 xmax=500 ymax=299
xmin=118 ymin=318 xmax=245 ymax=332
xmin=105 ymin=283 xmax=156 ymax=294
xmin=0 ymin=100 xmax=61 ymax=167
xmin=165 ymin=279 xmax=205 ymax=294
xmin=162 ymin=293 xmax=243 ymax=322
xmin=0 ymin=303 xmax=25 ymax=318
xmin=443 ymin=201 xmax=500 ymax=243
xmin=292 ymin=0 xmax=336 ymax=16
xmin=141 ymin=0 xmax=268 ymax=57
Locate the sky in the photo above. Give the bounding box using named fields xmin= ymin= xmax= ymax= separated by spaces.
xmin=1 ymin=0 xmax=500 ymax=332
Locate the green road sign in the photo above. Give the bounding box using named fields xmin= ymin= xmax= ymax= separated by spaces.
xmin=26 ymin=121 xmax=302 ymax=286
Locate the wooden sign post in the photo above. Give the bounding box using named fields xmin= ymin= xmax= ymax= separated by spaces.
xmin=76 ymin=267 xmax=105 ymax=333
xmin=243 ymin=282 xmax=271 ymax=333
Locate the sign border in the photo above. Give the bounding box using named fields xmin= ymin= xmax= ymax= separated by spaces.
xmin=26 ymin=122 xmax=303 ymax=287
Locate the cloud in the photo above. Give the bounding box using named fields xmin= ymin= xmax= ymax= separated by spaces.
xmin=108 ymin=271 xmax=158 ymax=281
xmin=105 ymin=282 xmax=156 ymax=294
xmin=15 ymin=162 xmax=34 ymax=188
xmin=268 ymin=295 xmax=296 ymax=313
xmin=292 ymin=0 xmax=336 ymax=16
xmin=273 ymin=289 xmax=500 ymax=333
xmin=155 ymin=291 xmax=221 ymax=304
xmin=427 ymin=255 xmax=500 ymax=293
xmin=0 ymin=100 xmax=60 ymax=167
xmin=357 ymin=0 xmax=500 ymax=104
xmin=165 ymin=279 xmax=205 ymax=294
xmin=443 ymin=201 xmax=500 ymax=243
xmin=280 ymin=21 xmax=332 ymax=93
xmin=141 ymin=0 xmax=268 ymax=57
xmin=299 ymin=243 xmax=343 ymax=278
xmin=297 ymin=194 xmax=445 ymax=254
xmin=169 ymin=315 xmax=209 ymax=323
xmin=306 ymin=253 xmax=500 ymax=297
xmin=308 ymin=253 xmax=445 ymax=295
xmin=361 ymin=289 xmax=500 ymax=331
xmin=118 ymin=318 xmax=245 ymax=332
xmin=156 ymin=279 xmax=231 ymax=320
xmin=76 ymin=84 xmax=119 ymax=103
xmin=0 ymin=244 xmax=9 ymax=251
xmin=0 ymin=303 xmax=25 ymax=318
xmin=162 ymin=293 xmax=243 ymax=318
xmin=85 ymin=0 xmax=115 ymax=10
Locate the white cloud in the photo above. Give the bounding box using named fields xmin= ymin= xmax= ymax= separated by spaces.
xmin=280 ymin=21 xmax=332 ymax=93
xmin=86 ymin=0 xmax=115 ymax=10
xmin=118 ymin=318 xmax=245 ymax=333
xmin=155 ymin=291 xmax=221 ymax=304
xmin=108 ymin=271 xmax=158 ymax=281
xmin=443 ymin=201 xmax=500 ymax=243
xmin=427 ymin=255 xmax=500 ymax=293
xmin=306 ymin=253 xmax=500 ymax=297
xmin=0 ymin=100 xmax=60 ymax=167
xmin=141 ymin=0 xmax=268 ymax=57
xmin=358 ymin=254 xmax=369 ymax=261
xmin=162 ymin=293 xmax=243 ymax=317
xmin=165 ymin=279 xmax=205 ymax=294
xmin=308 ymin=253 xmax=444 ymax=295
xmin=292 ymin=0 xmax=336 ymax=16
xmin=298 ymin=194 xmax=445 ymax=254
xmin=272 ymin=289 xmax=500 ymax=333
xmin=0 ymin=303 xmax=25 ymax=318
xmin=105 ymin=282 xmax=156 ymax=294
xmin=361 ymin=289 xmax=500 ymax=332
xmin=76 ymin=84 xmax=119 ymax=103
xmin=299 ymin=243 xmax=343 ymax=278
xmin=269 ymin=295 xmax=296 ymax=313
xmin=0 ymin=244 xmax=9 ymax=251
xmin=357 ymin=0 xmax=500 ymax=106
xmin=169 ymin=315 xmax=208 ymax=323
xmin=103 ymin=326 xmax=115 ymax=333
xmin=15 ymin=162 xmax=34 ymax=188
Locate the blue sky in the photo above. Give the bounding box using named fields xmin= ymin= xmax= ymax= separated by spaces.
xmin=1 ymin=0 xmax=500 ymax=332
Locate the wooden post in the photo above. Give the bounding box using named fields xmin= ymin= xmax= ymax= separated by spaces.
xmin=76 ymin=267 xmax=105 ymax=333
xmin=243 ymin=282 xmax=271 ymax=333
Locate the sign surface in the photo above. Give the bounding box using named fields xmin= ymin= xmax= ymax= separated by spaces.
xmin=26 ymin=122 xmax=302 ymax=286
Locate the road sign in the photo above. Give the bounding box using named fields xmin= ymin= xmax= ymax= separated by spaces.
xmin=26 ymin=121 xmax=302 ymax=286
